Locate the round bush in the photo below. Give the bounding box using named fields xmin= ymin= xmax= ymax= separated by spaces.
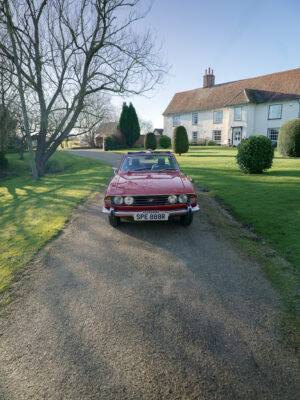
xmin=0 ymin=152 xmax=8 ymax=170
xmin=236 ymin=135 xmax=274 ymax=174
xmin=278 ymin=119 xmax=300 ymax=157
xmin=144 ymin=132 xmax=156 ymax=150
xmin=173 ymin=126 xmax=189 ymax=155
xmin=159 ymin=135 xmax=171 ymax=149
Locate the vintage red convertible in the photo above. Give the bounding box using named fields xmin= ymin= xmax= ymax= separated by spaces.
xmin=102 ymin=151 xmax=199 ymax=227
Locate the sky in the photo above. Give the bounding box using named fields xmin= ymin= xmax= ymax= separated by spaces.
xmin=113 ymin=0 xmax=300 ymax=129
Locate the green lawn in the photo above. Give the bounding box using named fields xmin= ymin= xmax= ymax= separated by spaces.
xmin=115 ymin=146 xmax=300 ymax=269
xmin=0 ymin=152 xmax=111 ymax=296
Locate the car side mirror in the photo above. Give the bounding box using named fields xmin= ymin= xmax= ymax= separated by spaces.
xmin=113 ymin=167 xmax=118 ymax=175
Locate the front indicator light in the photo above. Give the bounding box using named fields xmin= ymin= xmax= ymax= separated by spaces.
xmin=113 ymin=196 xmax=123 ymax=205
xmin=190 ymin=195 xmax=197 ymax=205
xmin=124 ymin=196 xmax=134 ymax=205
xmin=104 ymin=196 xmax=112 ymax=207
xmin=178 ymin=194 xmax=188 ymax=203
xmin=168 ymin=195 xmax=177 ymax=204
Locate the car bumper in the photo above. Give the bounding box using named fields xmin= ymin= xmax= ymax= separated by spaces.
xmin=102 ymin=205 xmax=200 ymax=217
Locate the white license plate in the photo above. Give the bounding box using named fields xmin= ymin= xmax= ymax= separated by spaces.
xmin=134 ymin=211 xmax=169 ymax=221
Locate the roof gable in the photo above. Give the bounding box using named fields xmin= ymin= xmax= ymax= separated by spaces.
xmin=163 ymin=68 xmax=300 ymax=115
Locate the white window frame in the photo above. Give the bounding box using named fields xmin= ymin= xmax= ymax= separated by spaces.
xmin=267 ymin=128 xmax=279 ymax=143
xmin=213 ymin=110 xmax=223 ymax=124
xmin=192 ymin=131 xmax=198 ymax=142
xmin=192 ymin=112 xmax=198 ymax=125
xmin=172 ymin=114 xmax=181 ymax=127
xmin=268 ymin=104 xmax=282 ymax=120
xmin=234 ymin=106 xmax=242 ymax=121
xmin=212 ymin=130 xmax=222 ymax=143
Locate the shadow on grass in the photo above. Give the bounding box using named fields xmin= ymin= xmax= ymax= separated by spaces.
xmin=0 ymin=152 xmax=112 ymax=292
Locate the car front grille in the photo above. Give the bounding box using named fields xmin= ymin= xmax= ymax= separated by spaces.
xmin=127 ymin=195 xmax=190 ymax=206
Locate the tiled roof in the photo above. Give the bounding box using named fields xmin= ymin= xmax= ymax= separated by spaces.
xmin=163 ymin=68 xmax=300 ymax=115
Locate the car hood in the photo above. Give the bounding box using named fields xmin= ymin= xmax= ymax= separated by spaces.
xmin=107 ymin=172 xmax=194 ymax=196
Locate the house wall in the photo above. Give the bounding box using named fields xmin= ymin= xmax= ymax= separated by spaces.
xmin=164 ymin=108 xmax=230 ymax=145
xmin=253 ymin=100 xmax=300 ymax=134
xmin=163 ymin=100 xmax=300 ymax=145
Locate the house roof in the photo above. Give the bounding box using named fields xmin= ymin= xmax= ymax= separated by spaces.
xmin=153 ymin=128 xmax=163 ymax=135
xmin=163 ymin=68 xmax=300 ymax=115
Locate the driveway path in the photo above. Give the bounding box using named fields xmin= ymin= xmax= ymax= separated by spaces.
xmin=0 ymin=150 xmax=299 ymax=399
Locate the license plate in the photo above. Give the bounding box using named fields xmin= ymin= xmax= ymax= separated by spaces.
xmin=134 ymin=211 xmax=169 ymax=221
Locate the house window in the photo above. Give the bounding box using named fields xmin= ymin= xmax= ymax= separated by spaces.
xmin=267 ymin=128 xmax=279 ymax=143
xmin=234 ymin=106 xmax=242 ymax=121
xmin=213 ymin=110 xmax=223 ymax=124
xmin=172 ymin=114 xmax=180 ymax=126
xmin=192 ymin=112 xmax=198 ymax=125
xmin=268 ymin=104 xmax=282 ymax=120
xmin=213 ymin=130 xmax=222 ymax=143
xmin=192 ymin=131 xmax=198 ymax=142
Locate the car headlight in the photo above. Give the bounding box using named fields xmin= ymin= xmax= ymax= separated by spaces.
xmin=113 ymin=196 xmax=123 ymax=205
xmin=124 ymin=196 xmax=134 ymax=205
xmin=168 ymin=195 xmax=177 ymax=204
xmin=178 ymin=194 xmax=188 ymax=203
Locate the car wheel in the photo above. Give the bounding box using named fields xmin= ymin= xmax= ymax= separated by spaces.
xmin=180 ymin=213 xmax=193 ymax=226
xmin=109 ymin=213 xmax=120 ymax=228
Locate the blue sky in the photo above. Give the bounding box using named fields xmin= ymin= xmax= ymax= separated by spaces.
xmin=114 ymin=0 xmax=300 ymax=129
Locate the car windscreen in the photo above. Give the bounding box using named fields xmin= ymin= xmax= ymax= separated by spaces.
xmin=120 ymin=154 xmax=179 ymax=172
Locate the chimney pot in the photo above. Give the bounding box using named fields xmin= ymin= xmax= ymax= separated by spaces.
xmin=203 ymin=67 xmax=215 ymax=88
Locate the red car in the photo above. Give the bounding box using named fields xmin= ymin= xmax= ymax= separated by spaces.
xmin=102 ymin=151 xmax=199 ymax=227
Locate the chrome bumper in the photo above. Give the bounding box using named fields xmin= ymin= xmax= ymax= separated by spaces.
xmin=102 ymin=205 xmax=200 ymax=217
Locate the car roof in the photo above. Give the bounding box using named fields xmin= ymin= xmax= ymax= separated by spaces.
xmin=126 ymin=151 xmax=173 ymax=156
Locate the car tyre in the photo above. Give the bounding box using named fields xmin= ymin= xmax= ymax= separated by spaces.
xmin=109 ymin=213 xmax=120 ymax=228
xmin=180 ymin=212 xmax=193 ymax=226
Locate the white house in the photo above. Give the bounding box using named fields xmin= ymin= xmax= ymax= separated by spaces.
xmin=163 ymin=68 xmax=300 ymax=146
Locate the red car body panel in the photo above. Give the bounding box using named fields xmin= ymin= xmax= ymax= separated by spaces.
xmin=106 ymin=171 xmax=195 ymax=197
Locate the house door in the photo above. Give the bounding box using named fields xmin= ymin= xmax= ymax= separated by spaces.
xmin=232 ymin=127 xmax=242 ymax=146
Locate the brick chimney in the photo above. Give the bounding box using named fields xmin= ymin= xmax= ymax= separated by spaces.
xmin=203 ymin=67 xmax=215 ymax=88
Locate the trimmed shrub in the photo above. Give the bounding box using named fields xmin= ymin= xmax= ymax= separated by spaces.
xmin=144 ymin=132 xmax=156 ymax=150
xmin=237 ymin=135 xmax=274 ymax=174
xmin=0 ymin=152 xmax=8 ymax=170
xmin=159 ymin=135 xmax=171 ymax=149
xmin=104 ymin=135 xmax=124 ymax=151
xmin=278 ymin=119 xmax=300 ymax=157
xmin=207 ymin=140 xmax=218 ymax=146
xmin=173 ymin=126 xmax=189 ymax=155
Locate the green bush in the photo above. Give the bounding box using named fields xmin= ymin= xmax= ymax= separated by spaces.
xmin=104 ymin=135 xmax=124 ymax=151
xmin=173 ymin=126 xmax=189 ymax=155
xmin=237 ymin=135 xmax=274 ymax=174
xmin=0 ymin=152 xmax=8 ymax=170
xmin=144 ymin=132 xmax=157 ymax=150
xmin=159 ymin=135 xmax=171 ymax=148
xmin=278 ymin=119 xmax=300 ymax=157
xmin=207 ymin=140 xmax=219 ymax=146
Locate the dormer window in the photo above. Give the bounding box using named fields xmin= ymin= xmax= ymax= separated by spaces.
xmin=172 ymin=114 xmax=180 ymax=126
xmin=192 ymin=112 xmax=198 ymax=125
xmin=268 ymin=104 xmax=282 ymax=120
xmin=213 ymin=110 xmax=223 ymax=124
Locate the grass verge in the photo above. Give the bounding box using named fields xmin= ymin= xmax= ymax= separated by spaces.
xmin=0 ymin=152 xmax=111 ymax=300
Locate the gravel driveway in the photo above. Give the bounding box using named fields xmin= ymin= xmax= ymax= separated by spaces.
xmin=0 ymin=150 xmax=299 ymax=399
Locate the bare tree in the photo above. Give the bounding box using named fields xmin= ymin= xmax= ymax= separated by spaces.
xmin=0 ymin=0 xmax=165 ymax=178
xmin=139 ymin=117 xmax=153 ymax=135
xmin=77 ymin=92 xmax=116 ymax=148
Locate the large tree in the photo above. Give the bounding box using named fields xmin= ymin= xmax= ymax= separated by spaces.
xmin=0 ymin=0 xmax=165 ymax=178
xmin=118 ymin=101 xmax=140 ymax=147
